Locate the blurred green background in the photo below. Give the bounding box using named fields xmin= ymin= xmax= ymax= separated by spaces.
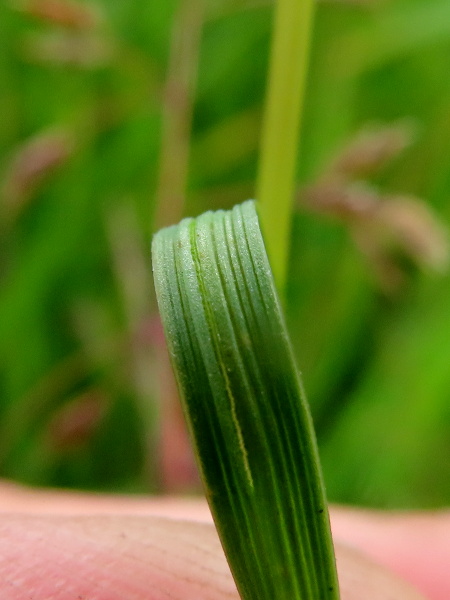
xmin=1 ymin=0 xmax=449 ymax=508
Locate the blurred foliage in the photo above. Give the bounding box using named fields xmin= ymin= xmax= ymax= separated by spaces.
xmin=0 ymin=0 xmax=449 ymax=507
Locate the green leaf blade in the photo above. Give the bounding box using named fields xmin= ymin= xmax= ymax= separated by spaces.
xmin=152 ymin=200 xmax=340 ymax=600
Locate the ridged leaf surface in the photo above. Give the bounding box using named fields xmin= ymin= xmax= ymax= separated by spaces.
xmin=152 ymin=200 xmax=339 ymax=600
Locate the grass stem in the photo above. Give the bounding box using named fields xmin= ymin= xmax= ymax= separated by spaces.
xmin=256 ymin=0 xmax=315 ymax=293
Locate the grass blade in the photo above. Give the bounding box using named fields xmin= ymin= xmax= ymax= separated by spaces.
xmin=152 ymin=200 xmax=339 ymax=600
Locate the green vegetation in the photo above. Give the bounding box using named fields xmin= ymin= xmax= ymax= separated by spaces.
xmin=257 ymin=0 xmax=315 ymax=292
xmin=0 ymin=0 xmax=449 ymax=510
xmin=152 ymin=201 xmax=340 ymax=600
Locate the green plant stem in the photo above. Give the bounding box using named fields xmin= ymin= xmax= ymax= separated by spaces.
xmin=257 ymin=0 xmax=315 ymax=293
xmin=154 ymin=0 xmax=205 ymax=230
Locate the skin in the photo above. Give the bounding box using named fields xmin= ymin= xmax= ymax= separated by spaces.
xmin=0 ymin=480 xmax=448 ymax=600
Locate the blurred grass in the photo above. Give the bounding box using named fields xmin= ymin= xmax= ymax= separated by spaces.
xmin=0 ymin=0 xmax=449 ymax=507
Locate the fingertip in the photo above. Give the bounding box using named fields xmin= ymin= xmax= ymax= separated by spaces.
xmin=0 ymin=514 xmax=427 ymax=600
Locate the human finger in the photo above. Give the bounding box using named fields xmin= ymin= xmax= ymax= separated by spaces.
xmin=331 ymin=505 xmax=450 ymax=600
xmin=0 ymin=513 xmax=426 ymax=600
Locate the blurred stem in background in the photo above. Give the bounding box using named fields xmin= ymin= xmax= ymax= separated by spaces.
xmin=154 ymin=0 xmax=205 ymax=230
xmin=106 ymin=203 xmax=158 ymax=487
xmin=257 ymin=0 xmax=315 ymax=295
xmin=152 ymin=0 xmax=206 ymax=491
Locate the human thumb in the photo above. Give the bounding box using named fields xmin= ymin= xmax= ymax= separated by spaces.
xmin=0 ymin=513 xmax=427 ymax=599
